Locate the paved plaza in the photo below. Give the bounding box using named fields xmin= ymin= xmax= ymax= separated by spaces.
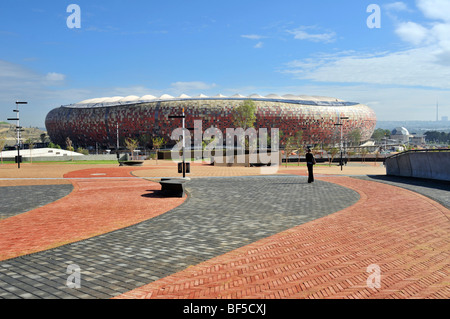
xmin=0 ymin=161 xmax=448 ymax=299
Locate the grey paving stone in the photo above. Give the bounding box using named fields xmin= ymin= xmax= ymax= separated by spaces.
xmin=0 ymin=175 xmax=359 ymax=299
xmin=0 ymin=184 xmax=73 ymax=219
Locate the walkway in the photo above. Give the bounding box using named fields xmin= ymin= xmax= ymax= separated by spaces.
xmin=0 ymin=175 xmax=358 ymax=298
xmin=0 ymin=162 xmax=448 ymax=299
xmin=117 ymin=176 xmax=449 ymax=299
xmin=0 ymin=167 xmax=184 ymax=261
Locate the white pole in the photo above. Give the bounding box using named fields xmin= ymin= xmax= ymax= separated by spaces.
xmin=182 ymin=108 xmax=186 ymax=178
xmin=116 ymin=122 xmax=119 ymax=150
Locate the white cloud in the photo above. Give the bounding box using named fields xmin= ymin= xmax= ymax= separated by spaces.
xmin=384 ymin=2 xmax=411 ymax=12
xmin=241 ymin=34 xmax=265 ymax=40
xmin=395 ymin=21 xmax=429 ymax=45
xmin=254 ymin=41 xmax=264 ymax=49
xmin=287 ymin=27 xmax=336 ymax=43
xmin=283 ymin=1 xmax=450 ymax=89
xmin=392 ymin=1 xmax=450 ymax=64
xmin=417 ymin=0 xmax=450 ymax=22
xmin=283 ymin=48 xmax=450 ymax=89
xmin=0 ymin=60 xmax=67 ymax=94
xmin=45 ymin=72 xmax=66 ymax=83
xmin=0 ymin=60 xmax=36 ymax=81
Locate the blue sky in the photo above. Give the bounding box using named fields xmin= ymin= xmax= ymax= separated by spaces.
xmin=1 ymin=0 xmax=450 ymax=127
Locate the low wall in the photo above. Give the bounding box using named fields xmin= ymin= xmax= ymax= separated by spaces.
xmin=3 ymin=154 xmax=119 ymax=162
xmin=385 ymin=151 xmax=450 ymax=181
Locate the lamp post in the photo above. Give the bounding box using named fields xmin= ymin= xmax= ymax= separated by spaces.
xmin=116 ymin=122 xmax=119 ymax=151
xmin=169 ymin=108 xmax=189 ymax=178
xmin=334 ymin=116 xmax=349 ymax=171
xmin=7 ymin=101 xmax=28 ymax=169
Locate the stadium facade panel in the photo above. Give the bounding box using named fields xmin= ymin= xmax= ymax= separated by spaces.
xmin=45 ymin=94 xmax=377 ymax=148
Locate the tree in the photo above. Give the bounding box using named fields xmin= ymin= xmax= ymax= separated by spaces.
xmin=371 ymin=128 xmax=390 ymax=143
xmin=48 ymin=142 xmax=61 ymax=149
xmin=325 ymin=146 xmax=339 ymax=166
xmin=424 ymin=131 xmax=450 ymax=144
xmin=294 ymin=131 xmax=304 ymax=166
xmin=152 ymin=136 xmax=165 ymax=164
xmin=26 ymin=138 xmax=35 ymax=164
xmin=347 ymin=150 xmax=356 ymax=163
xmin=125 ymin=137 xmax=139 ymax=160
xmin=139 ymin=133 xmax=152 ymax=151
xmin=66 ymin=137 xmax=74 ymax=152
xmin=312 ymin=144 xmax=322 ymax=158
xmin=360 ymin=148 xmax=368 ymax=162
xmin=202 ymin=137 xmax=219 ymax=162
xmin=40 ymin=133 xmax=47 ymax=144
xmin=66 ymin=137 xmax=74 ymax=161
xmin=283 ymin=136 xmax=297 ymax=168
xmin=232 ymin=100 xmax=257 ymax=131
xmin=76 ymin=147 xmax=89 ymax=155
xmin=347 ymin=128 xmax=362 ymax=147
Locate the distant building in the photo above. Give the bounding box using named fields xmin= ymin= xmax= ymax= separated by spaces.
xmin=390 ymin=127 xmax=411 ymax=143
xmin=442 ymin=116 xmax=448 ymax=122
xmin=410 ymin=133 xmax=426 ymax=145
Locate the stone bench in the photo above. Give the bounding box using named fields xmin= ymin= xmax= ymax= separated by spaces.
xmin=119 ymin=160 xmax=144 ymax=166
xmin=159 ymin=179 xmax=188 ymax=198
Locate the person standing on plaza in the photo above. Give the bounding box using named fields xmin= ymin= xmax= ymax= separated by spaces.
xmin=306 ymin=147 xmax=316 ymax=183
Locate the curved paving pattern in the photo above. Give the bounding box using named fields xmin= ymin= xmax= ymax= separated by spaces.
xmin=0 ymin=167 xmax=184 ymax=261
xmin=357 ymin=175 xmax=450 ymax=209
xmin=118 ymin=176 xmax=449 ymax=299
xmin=0 ymin=175 xmax=358 ymax=299
xmin=0 ymin=184 xmax=73 ymax=220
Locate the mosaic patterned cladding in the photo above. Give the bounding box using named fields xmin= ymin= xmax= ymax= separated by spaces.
xmin=45 ymin=95 xmax=377 ymax=147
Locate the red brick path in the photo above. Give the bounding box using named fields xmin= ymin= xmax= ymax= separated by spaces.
xmin=0 ymin=167 xmax=185 ymax=261
xmin=116 ymin=176 xmax=449 ymax=299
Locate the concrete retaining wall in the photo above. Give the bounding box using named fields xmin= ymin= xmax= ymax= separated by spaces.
xmin=3 ymin=154 xmax=119 ymax=162
xmin=386 ymin=151 xmax=450 ymax=181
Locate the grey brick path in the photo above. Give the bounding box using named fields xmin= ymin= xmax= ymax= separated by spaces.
xmin=356 ymin=175 xmax=450 ymax=208
xmin=0 ymin=175 xmax=359 ymax=299
xmin=0 ymin=185 xmax=74 ymax=220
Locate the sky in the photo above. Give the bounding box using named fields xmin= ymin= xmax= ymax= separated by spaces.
xmin=1 ymin=0 xmax=449 ymax=127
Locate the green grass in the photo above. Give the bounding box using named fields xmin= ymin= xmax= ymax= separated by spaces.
xmin=46 ymin=160 xmax=120 ymax=165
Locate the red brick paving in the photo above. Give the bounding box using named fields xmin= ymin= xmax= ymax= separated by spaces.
xmin=0 ymin=167 xmax=185 ymax=261
xmin=1 ymin=164 xmax=448 ymax=299
xmin=116 ymin=176 xmax=449 ymax=299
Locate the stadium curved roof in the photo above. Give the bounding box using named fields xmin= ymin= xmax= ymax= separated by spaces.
xmin=65 ymin=94 xmax=356 ymax=109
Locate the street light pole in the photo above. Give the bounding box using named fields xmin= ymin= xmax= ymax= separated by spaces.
xmin=169 ymin=108 xmax=189 ymax=178
xmin=334 ymin=116 xmax=349 ymax=171
xmin=7 ymin=101 xmax=27 ymax=169
xmin=182 ymin=108 xmax=186 ymax=178
xmin=116 ymin=122 xmax=119 ymax=150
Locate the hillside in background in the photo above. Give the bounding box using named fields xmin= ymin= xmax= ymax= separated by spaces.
xmin=0 ymin=123 xmax=47 ymax=146
xmin=376 ymin=121 xmax=450 ymax=134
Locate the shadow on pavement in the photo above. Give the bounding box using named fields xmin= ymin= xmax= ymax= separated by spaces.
xmin=363 ymin=175 xmax=450 ymax=209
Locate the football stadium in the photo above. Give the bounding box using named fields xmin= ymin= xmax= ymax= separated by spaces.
xmin=45 ymin=94 xmax=377 ymax=149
